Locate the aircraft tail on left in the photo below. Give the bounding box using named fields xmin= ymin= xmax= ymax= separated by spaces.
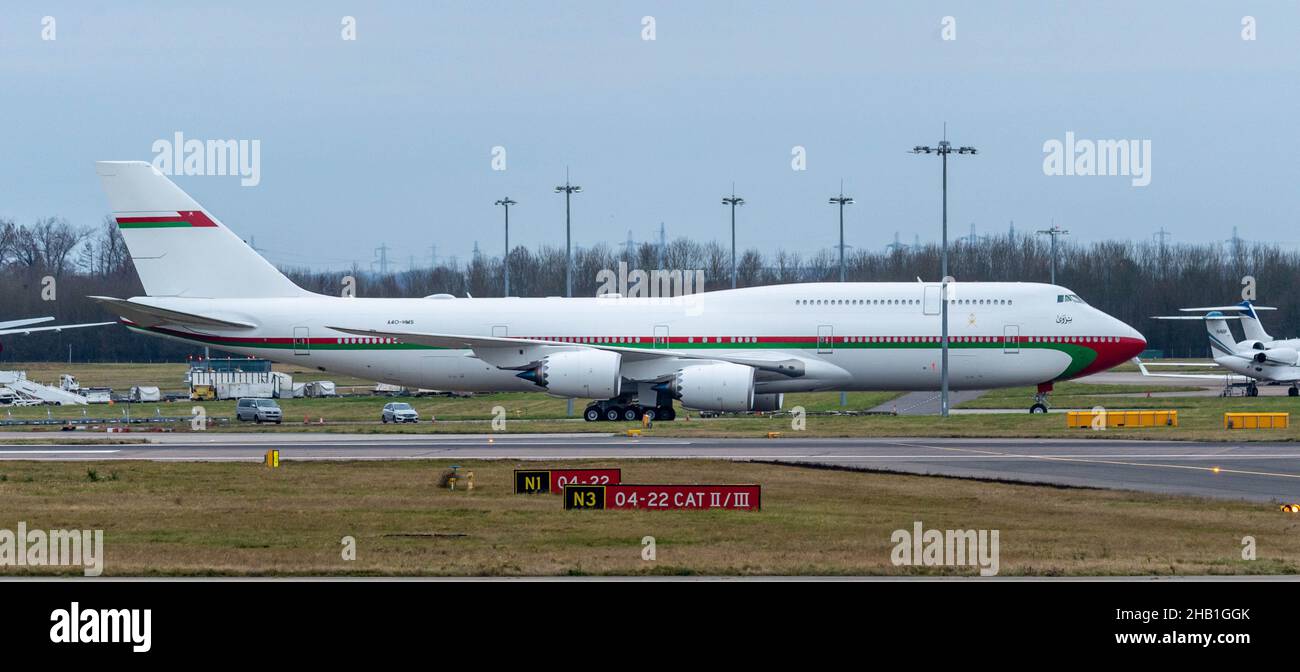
xmin=95 ymin=161 xmax=308 ymax=299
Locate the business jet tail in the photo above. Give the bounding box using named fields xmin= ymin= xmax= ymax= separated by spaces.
xmin=94 ymin=161 xmax=307 ymax=299
xmin=1176 ymin=301 xmax=1273 ymax=343
xmin=1154 ymin=311 xmax=1244 ymax=356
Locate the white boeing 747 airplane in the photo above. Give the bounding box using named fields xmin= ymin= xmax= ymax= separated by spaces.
xmin=91 ymin=161 xmax=1145 ymax=418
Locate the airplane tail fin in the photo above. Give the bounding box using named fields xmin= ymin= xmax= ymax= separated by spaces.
xmin=1237 ymin=300 xmax=1272 ymax=342
xmin=95 ymin=161 xmax=307 ymax=299
xmin=1204 ymin=311 xmax=1240 ymax=357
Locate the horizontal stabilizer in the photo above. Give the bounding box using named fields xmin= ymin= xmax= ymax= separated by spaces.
xmin=0 ymin=320 xmax=115 ymax=336
xmin=1178 ymin=305 xmax=1276 ymax=312
xmin=90 ymin=296 xmax=257 ymax=329
xmin=1153 ymin=315 xmax=1242 ymax=320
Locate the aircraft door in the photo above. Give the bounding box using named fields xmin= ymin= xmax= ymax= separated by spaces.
xmin=293 ymin=327 xmax=310 ymax=355
xmin=654 ymin=325 xmax=669 ymax=349
xmin=817 ymin=325 xmax=834 ymax=354
xmin=1003 ymin=324 xmax=1020 ymax=354
xmin=923 ymin=286 xmax=941 ymax=315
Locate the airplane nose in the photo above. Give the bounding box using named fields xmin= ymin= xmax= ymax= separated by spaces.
xmin=1116 ymin=319 xmax=1146 ymax=360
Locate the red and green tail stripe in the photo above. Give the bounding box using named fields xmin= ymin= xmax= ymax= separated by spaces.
xmin=116 ymin=210 xmax=217 ymax=229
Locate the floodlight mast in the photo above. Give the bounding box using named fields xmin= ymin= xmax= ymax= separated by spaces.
xmin=722 ymin=189 xmax=745 ymax=289
xmin=910 ymin=138 xmax=978 ymax=418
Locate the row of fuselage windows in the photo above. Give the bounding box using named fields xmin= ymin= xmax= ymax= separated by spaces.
xmin=842 ymin=335 xmax=1124 ymax=343
xmin=516 ymin=335 xmax=1122 ymax=344
xmin=795 ymin=298 xmax=1014 ymax=307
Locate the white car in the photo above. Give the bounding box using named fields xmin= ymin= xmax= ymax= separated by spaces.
xmin=381 ymin=402 xmax=420 ymax=424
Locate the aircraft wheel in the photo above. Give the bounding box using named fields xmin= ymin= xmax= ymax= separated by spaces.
xmin=1289 ymin=387 xmax=1298 ymax=397
xmin=604 ymin=407 xmax=622 ymax=421
xmin=659 ymin=407 xmax=676 ymax=421
xmin=584 ymin=406 xmax=601 ymax=422
xmin=642 ymin=407 xmax=657 ymax=422
xmin=1249 ymin=385 xmax=1260 ymax=397
xmin=622 ymin=407 xmax=640 ymax=421
xmin=1029 ymin=403 xmax=1049 ymax=414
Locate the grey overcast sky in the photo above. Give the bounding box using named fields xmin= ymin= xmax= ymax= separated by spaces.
xmin=2 ymin=1 xmax=1298 ymax=270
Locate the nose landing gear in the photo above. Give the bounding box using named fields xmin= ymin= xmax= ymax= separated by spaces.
xmin=1029 ymin=382 xmax=1053 ymax=414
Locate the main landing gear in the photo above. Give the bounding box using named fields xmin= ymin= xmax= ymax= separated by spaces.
xmin=1247 ymin=382 xmax=1260 ymax=397
xmin=583 ymin=397 xmax=677 ymax=422
xmin=1288 ymin=385 xmax=1298 ymax=397
xmin=1029 ymin=382 xmax=1053 ymax=414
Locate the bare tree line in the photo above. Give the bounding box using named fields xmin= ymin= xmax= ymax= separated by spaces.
xmin=0 ymin=215 xmax=1294 ymax=362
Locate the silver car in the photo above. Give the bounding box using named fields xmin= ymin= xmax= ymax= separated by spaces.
xmin=236 ymin=398 xmax=282 ymax=424
xmin=381 ymin=402 xmax=420 ymax=424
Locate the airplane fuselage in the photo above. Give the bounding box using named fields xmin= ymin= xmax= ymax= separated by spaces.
xmin=123 ymin=281 xmax=1145 ymax=395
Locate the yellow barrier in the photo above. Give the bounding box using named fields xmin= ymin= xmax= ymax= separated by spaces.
xmin=766 ymin=432 xmax=782 ymax=439
xmin=1224 ymin=412 xmax=1289 ymax=429
xmin=264 ymin=449 xmax=280 ymax=468
xmin=626 ymin=429 xmax=642 ymax=437
xmin=1066 ymin=410 xmax=1178 ymax=429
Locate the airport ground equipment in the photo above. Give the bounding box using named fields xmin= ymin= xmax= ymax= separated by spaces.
xmin=1224 ymin=412 xmax=1289 ymax=429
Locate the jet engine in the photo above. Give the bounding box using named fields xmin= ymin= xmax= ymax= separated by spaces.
xmin=516 ymin=350 xmax=622 ymax=398
xmin=1253 ymin=348 xmax=1299 ymax=366
xmin=665 ymin=362 xmax=755 ymax=412
xmin=751 ymin=393 xmax=785 ymax=412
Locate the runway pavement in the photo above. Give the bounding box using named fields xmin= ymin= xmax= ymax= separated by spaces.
xmin=2 ymin=432 xmax=1298 ymax=502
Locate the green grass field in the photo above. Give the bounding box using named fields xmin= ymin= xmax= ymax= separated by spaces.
xmin=0 ymin=458 xmax=1294 ymax=576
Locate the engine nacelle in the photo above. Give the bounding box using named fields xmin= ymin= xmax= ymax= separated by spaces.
xmin=1253 ymin=347 xmax=1299 ymax=366
xmin=517 ymin=350 xmax=622 ymax=398
xmin=669 ymin=362 xmax=755 ymax=412
xmin=751 ymin=393 xmax=784 ymax=412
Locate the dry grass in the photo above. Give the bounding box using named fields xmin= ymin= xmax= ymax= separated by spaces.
xmin=0 ymin=459 xmax=1295 ymax=576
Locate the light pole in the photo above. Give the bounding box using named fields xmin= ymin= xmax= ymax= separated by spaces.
xmin=722 ymin=189 xmax=745 ymax=289
xmin=554 ymin=178 xmax=582 ymax=298
xmin=555 ymin=176 xmax=581 ymax=417
xmin=910 ymin=137 xmax=977 ymax=418
xmin=494 ymin=197 xmax=516 ymax=296
xmin=829 ymin=189 xmax=855 ymax=408
xmin=828 ymin=189 xmax=854 ymax=282
xmin=1036 ymin=224 xmax=1069 ymax=285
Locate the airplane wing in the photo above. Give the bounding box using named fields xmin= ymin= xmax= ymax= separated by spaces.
xmin=0 ymin=317 xmax=55 ymax=331
xmin=0 ymin=321 xmax=115 ymax=336
xmin=327 ymin=326 xmax=811 ymax=378
xmin=90 ymin=296 xmax=258 ymax=330
xmin=1133 ymin=358 xmax=1250 ymax=383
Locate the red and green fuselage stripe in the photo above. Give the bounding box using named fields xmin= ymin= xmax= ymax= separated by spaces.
xmin=115 ymin=211 xmax=218 ymax=229
xmin=129 ymin=323 xmax=1135 ymax=381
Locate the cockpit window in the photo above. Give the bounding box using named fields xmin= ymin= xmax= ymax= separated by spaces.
xmin=1056 ymin=294 xmax=1087 ymax=305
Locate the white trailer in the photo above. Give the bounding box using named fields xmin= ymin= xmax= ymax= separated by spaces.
xmin=129 ymin=386 xmax=162 ymax=402
xmin=215 ymin=381 xmax=276 ymax=400
xmin=304 ymin=381 xmax=337 ymax=397
xmin=81 ymin=387 xmax=112 ymax=404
